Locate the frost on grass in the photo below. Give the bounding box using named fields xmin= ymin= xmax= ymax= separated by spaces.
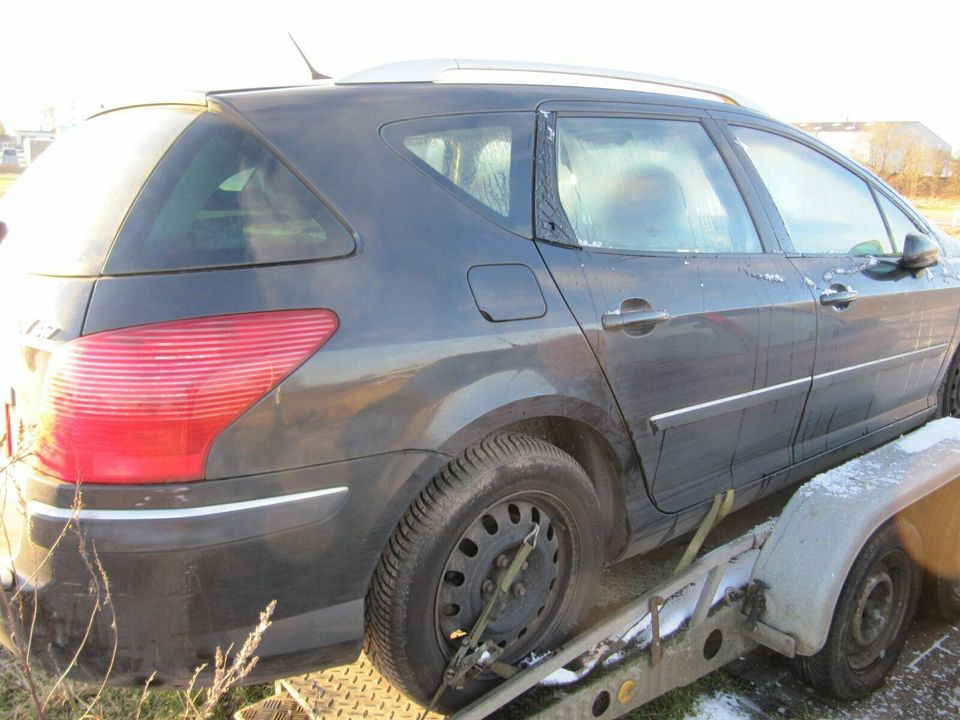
xmin=681 ymin=691 xmax=763 ymax=719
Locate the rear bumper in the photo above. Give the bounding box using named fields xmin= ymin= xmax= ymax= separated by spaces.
xmin=0 ymin=449 xmax=448 ymax=687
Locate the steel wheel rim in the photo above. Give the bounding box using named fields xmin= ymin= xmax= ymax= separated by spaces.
xmin=845 ymin=549 xmax=911 ymax=673
xmin=433 ymin=492 xmax=574 ymax=661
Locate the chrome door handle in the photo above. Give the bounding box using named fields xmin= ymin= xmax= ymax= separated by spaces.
xmin=819 ymin=288 xmax=859 ymax=306
xmin=601 ymin=309 xmax=670 ymax=330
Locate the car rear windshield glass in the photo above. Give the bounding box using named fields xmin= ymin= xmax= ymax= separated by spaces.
xmin=0 ymin=107 xmax=199 ymax=277
xmin=106 ymin=113 xmax=355 ymax=274
xmin=381 ymin=113 xmax=534 ymax=238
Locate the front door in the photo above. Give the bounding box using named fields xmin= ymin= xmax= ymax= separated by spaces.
xmin=723 ymin=122 xmax=960 ymax=460
xmin=535 ymin=105 xmax=816 ymax=512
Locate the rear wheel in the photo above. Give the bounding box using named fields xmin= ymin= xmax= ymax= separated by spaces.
xmin=795 ymin=522 xmax=921 ymax=700
xmin=365 ymin=433 xmax=603 ymax=713
xmin=942 ymin=351 xmax=960 ymax=418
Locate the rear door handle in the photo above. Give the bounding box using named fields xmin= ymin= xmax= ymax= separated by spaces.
xmin=819 ymin=287 xmax=859 ymax=306
xmin=602 ymin=308 xmax=670 ymax=331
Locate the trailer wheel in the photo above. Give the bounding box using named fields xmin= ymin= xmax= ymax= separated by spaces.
xmin=365 ymin=433 xmax=603 ymax=713
xmin=795 ymin=521 xmax=921 ymax=700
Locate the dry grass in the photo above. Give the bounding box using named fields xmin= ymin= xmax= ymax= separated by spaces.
xmin=0 ymin=172 xmax=19 ymax=198
xmin=909 ymin=197 xmax=960 ymax=214
xmin=0 ymin=650 xmax=271 ymax=720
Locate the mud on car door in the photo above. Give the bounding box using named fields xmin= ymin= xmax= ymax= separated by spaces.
xmin=533 ymin=103 xmax=816 ymax=513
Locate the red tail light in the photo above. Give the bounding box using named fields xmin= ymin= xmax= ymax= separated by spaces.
xmin=36 ymin=310 xmax=338 ymax=484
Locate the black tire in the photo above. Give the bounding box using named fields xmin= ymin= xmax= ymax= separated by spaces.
xmin=941 ymin=351 xmax=960 ymax=418
xmin=795 ymin=522 xmax=922 ymax=700
xmin=919 ymin=485 xmax=960 ymax=620
xmin=364 ymin=433 xmax=603 ymax=713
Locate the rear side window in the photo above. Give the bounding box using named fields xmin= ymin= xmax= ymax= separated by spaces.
xmin=733 ymin=127 xmax=892 ymax=256
xmin=106 ymin=113 xmax=354 ymax=274
xmin=381 ymin=113 xmax=534 ymax=237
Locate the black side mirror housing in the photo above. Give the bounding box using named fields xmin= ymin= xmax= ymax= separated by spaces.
xmin=901 ymin=232 xmax=939 ymax=269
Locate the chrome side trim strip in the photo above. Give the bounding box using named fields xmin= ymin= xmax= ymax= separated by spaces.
xmin=650 ymin=377 xmax=810 ymax=432
xmin=650 ymin=343 xmax=949 ymax=432
xmin=27 ymin=486 xmax=349 ymax=522
xmin=811 ymin=343 xmax=948 ymax=385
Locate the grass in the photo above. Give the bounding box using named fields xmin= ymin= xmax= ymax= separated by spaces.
xmin=0 ymin=172 xmax=20 ymax=198
xmin=0 ymin=649 xmax=272 ymax=720
xmin=909 ymin=197 xmax=960 ymax=214
xmin=622 ymin=670 xmax=746 ymax=719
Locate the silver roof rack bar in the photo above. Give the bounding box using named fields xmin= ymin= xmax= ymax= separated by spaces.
xmin=336 ymin=59 xmax=762 ymax=111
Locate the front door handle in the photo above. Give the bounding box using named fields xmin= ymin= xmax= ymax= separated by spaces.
xmin=602 ymin=308 xmax=670 ymax=331
xmin=819 ymin=286 xmax=859 ymax=307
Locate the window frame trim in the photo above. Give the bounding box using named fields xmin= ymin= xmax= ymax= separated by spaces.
xmin=533 ymin=103 xmax=778 ymax=258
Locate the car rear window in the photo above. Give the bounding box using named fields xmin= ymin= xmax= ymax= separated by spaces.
xmin=0 ymin=107 xmax=199 ymax=277
xmin=106 ymin=113 xmax=355 ymax=274
xmin=381 ymin=113 xmax=534 ymax=238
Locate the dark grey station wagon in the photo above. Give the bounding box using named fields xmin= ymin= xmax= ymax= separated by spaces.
xmin=2 ymin=60 xmax=959 ymax=711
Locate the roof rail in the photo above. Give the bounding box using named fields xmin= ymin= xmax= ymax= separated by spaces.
xmin=336 ymin=59 xmax=763 ymax=112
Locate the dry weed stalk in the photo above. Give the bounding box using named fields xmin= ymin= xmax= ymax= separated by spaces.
xmin=182 ymin=599 xmax=277 ymax=719
xmin=0 ymin=433 xmax=118 ymax=720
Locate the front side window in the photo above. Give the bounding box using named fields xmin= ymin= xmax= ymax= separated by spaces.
xmin=555 ymin=117 xmax=761 ymax=254
xmin=106 ymin=113 xmax=354 ymax=274
xmin=876 ymin=192 xmax=921 ymax=253
xmin=733 ymin=127 xmax=892 ymax=256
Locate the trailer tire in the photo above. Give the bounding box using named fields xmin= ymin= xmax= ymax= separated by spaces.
xmin=364 ymin=433 xmax=603 ymax=713
xmin=795 ymin=521 xmax=921 ymax=700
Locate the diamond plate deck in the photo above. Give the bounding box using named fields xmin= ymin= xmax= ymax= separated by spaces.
xmin=234 ymin=694 xmax=311 ymax=720
xmin=280 ymin=654 xmax=445 ymax=720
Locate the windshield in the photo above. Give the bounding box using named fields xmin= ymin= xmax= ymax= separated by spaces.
xmin=0 ymin=106 xmax=200 ymax=277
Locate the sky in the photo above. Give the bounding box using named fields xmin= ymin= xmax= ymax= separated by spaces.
xmin=2 ymin=0 xmax=958 ymax=149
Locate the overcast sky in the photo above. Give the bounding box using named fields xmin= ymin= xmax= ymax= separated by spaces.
xmin=2 ymin=0 xmax=958 ymax=149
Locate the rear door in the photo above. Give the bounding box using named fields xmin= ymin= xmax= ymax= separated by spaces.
xmin=721 ymin=119 xmax=960 ymax=459
xmin=534 ymin=103 xmax=816 ymax=512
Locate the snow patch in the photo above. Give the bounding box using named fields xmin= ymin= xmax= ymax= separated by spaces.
xmin=682 ymin=692 xmax=760 ymax=720
xmin=896 ymin=417 xmax=960 ymax=454
xmin=799 ymin=455 xmax=898 ymax=499
xmin=745 ymin=271 xmax=785 ymax=283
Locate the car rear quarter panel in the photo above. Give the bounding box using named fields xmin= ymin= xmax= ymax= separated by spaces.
xmin=82 ymin=85 xmax=641 ymax=512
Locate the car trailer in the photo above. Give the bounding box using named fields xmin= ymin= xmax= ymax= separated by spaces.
xmin=237 ymin=418 xmax=960 ymax=720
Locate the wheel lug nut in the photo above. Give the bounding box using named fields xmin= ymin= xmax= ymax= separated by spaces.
xmin=513 ymin=583 xmax=526 ymax=597
xmin=482 ymin=580 xmax=495 ymax=595
xmin=496 ymin=554 xmax=510 ymax=569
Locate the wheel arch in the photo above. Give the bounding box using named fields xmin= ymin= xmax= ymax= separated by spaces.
xmin=427 ymin=386 xmax=637 ymax=562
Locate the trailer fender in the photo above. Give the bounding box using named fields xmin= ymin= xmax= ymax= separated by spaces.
xmin=750 ymin=417 xmax=960 ymax=656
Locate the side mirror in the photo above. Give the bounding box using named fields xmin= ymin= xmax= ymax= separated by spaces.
xmin=901 ymin=232 xmax=939 ymax=269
